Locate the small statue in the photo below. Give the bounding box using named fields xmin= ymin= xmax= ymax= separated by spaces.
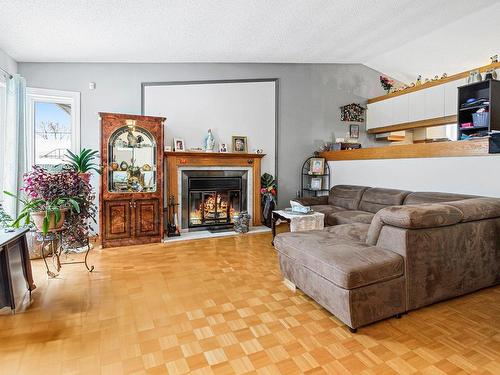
xmin=127 ymin=128 xmax=138 ymax=147
xmin=491 ymin=55 xmax=498 ymax=64
xmin=416 ymin=75 xmax=422 ymax=85
xmin=204 ymin=129 xmax=216 ymax=152
xmin=441 ymin=73 xmax=448 ymax=79
xmin=433 ymin=75 xmax=439 ymax=81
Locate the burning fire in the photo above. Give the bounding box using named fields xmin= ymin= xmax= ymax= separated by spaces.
xmin=190 ymin=193 xmax=239 ymax=225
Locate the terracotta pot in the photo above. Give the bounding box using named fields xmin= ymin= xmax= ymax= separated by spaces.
xmin=79 ymin=172 xmax=91 ymax=183
xmin=31 ymin=209 xmax=67 ymax=233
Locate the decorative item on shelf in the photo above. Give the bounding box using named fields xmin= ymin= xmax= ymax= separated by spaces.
xmin=204 ymin=129 xmax=216 ymax=152
xmin=484 ymin=69 xmax=497 ymax=80
xmin=174 ymin=138 xmax=185 ymax=151
xmin=379 ymin=76 xmax=394 ymax=94
xmin=416 ymin=75 xmax=422 ymax=86
xmin=491 ymin=55 xmax=498 ymax=64
xmin=232 ymin=136 xmax=248 ymax=152
xmin=309 ymin=157 xmax=325 ymax=175
xmin=142 ymin=163 xmax=152 ymax=171
xmin=340 ymin=103 xmax=365 ymax=122
xmin=111 ymin=159 xmax=119 ymax=171
xmin=467 ymin=69 xmax=482 ymax=84
xmin=119 ymin=161 xmax=128 ymax=171
xmin=219 ymin=143 xmax=228 ymax=153
xmin=349 ymin=124 xmax=360 ymax=139
xmin=318 ymin=142 xmax=334 ymax=152
xmin=165 ymin=145 xmax=172 ymax=152
xmin=166 ymin=195 xmax=180 ymax=237
xmin=310 ymin=177 xmax=322 ymax=191
xmin=260 ymin=173 xmax=277 ymax=228
xmin=189 ymin=147 xmax=204 ymax=152
xmin=253 ymin=149 xmax=264 ymax=154
xmin=441 ymin=73 xmax=448 ymax=79
xmin=233 ymin=211 xmax=250 ymax=233
xmin=126 ymin=127 xmax=138 ymax=147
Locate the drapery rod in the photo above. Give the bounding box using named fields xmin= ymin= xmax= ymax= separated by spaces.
xmin=0 ymin=66 xmax=13 ymax=79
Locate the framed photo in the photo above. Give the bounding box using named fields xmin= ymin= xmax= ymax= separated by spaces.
xmin=219 ymin=143 xmax=228 ymax=153
xmin=349 ymin=124 xmax=360 ymax=139
xmin=309 ymin=158 xmax=325 ymax=175
xmin=232 ymin=136 xmax=247 ymax=153
xmin=310 ymin=177 xmax=322 ymax=190
xmin=173 ymin=138 xmax=185 ymax=152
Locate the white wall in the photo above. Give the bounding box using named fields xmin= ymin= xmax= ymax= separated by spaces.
xmin=329 ymin=155 xmax=500 ymax=197
xmin=144 ymin=81 xmax=276 ymax=175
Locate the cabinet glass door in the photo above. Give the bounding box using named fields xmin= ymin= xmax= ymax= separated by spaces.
xmin=108 ymin=121 xmax=157 ymax=193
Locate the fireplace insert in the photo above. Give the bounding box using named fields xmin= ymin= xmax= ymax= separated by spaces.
xmin=182 ymin=170 xmax=248 ymax=231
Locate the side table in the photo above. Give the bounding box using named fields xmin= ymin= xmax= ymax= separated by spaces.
xmin=271 ymin=210 xmax=325 ymax=245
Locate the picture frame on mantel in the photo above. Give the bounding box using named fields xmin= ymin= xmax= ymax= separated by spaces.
xmin=232 ymin=136 xmax=248 ymax=153
xmin=173 ymin=138 xmax=185 ymax=152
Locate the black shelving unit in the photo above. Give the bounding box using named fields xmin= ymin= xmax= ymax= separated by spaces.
xmin=300 ymin=156 xmax=330 ymax=198
xmin=457 ymin=79 xmax=500 ymax=142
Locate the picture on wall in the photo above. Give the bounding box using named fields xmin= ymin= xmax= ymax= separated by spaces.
xmin=309 ymin=158 xmax=325 ymax=175
xmin=232 ymin=136 xmax=248 ymax=153
xmin=173 ymin=138 xmax=185 ymax=151
xmin=349 ymin=124 xmax=360 ymax=139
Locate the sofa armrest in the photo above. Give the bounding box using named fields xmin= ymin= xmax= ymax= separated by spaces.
xmin=292 ymin=196 xmax=328 ymax=206
xmin=367 ymin=203 xmax=463 ymax=245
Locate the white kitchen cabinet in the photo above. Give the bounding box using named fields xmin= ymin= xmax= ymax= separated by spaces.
xmin=444 ymin=78 xmax=466 ymax=116
xmin=408 ymin=90 xmax=426 ymax=122
xmin=390 ymin=94 xmax=409 ymax=125
xmin=367 ymin=78 xmax=463 ymax=130
xmin=424 ymin=85 xmax=445 ymax=119
xmin=366 ymin=100 xmax=391 ymax=130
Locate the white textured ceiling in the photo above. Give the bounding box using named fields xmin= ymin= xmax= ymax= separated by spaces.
xmin=1 ymin=0 xmax=499 ymax=81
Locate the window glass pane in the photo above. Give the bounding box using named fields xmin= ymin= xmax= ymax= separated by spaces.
xmin=34 ymin=101 xmax=72 ymax=166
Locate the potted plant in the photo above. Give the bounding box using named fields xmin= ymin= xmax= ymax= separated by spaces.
xmin=64 ymin=148 xmax=101 ymax=183
xmin=261 ymin=173 xmax=277 ymax=228
xmin=4 ymin=166 xmax=81 ymax=235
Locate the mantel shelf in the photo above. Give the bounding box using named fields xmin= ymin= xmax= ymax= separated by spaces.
xmin=165 ymin=151 xmax=265 ymax=158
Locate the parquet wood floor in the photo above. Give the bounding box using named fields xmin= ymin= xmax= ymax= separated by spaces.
xmin=0 ymin=231 xmax=499 ymax=375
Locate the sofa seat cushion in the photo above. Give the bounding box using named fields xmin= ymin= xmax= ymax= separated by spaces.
xmin=274 ymin=228 xmax=404 ymax=289
xmin=359 ymin=188 xmax=411 ymax=214
xmin=309 ymin=204 xmax=346 ymax=217
xmin=327 ymin=210 xmax=375 ymax=226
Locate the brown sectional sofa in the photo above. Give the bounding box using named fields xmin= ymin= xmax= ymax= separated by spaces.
xmin=274 ymin=185 xmax=500 ymax=332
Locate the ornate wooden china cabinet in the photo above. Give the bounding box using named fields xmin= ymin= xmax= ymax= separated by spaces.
xmin=99 ymin=113 xmax=165 ymax=248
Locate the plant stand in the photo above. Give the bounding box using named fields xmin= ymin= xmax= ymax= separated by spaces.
xmin=37 ymin=230 xmax=94 ymax=278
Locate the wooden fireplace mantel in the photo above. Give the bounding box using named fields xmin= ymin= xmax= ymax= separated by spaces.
xmin=164 ymin=151 xmax=266 ymax=227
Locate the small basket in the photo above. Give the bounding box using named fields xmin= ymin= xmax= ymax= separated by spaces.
xmin=472 ymin=112 xmax=489 ymax=128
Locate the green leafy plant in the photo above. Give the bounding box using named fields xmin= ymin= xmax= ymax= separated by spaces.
xmin=4 ymin=191 xmax=80 ymax=235
xmin=65 ymin=148 xmax=101 ymax=174
xmin=260 ymin=173 xmax=277 ymax=226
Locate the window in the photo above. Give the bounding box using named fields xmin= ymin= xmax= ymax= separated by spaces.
xmin=26 ymin=88 xmax=80 ymax=168
xmin=0 ymin=78 xmax=7 ymax=195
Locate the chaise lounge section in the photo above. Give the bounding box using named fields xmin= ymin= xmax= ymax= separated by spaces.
xmin=274 ymin=185 xmax=500 ymax=331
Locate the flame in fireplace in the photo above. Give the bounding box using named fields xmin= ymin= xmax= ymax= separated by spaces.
xmin=189 ymin=193 xmax=239 ymax=225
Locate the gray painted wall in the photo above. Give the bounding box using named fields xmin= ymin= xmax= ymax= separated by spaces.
xmin=18 ymin=62 xmax=385 ymax=213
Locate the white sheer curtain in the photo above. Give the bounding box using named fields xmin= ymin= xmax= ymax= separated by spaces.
xmin=2 ymin=74 xmax=28 ymax=218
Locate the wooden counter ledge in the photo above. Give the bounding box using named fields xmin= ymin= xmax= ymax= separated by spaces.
xmin=320 ymin=138 xmax=490 ymax=161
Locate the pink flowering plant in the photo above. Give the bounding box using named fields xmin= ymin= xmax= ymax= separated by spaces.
xmin=380 ymin=75 xmax=394 ymax=94
xmin=4 ymin=166 xmax=89 ymax=238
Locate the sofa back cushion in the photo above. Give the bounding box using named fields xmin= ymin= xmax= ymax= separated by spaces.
xmin=446 ymin=197 xmax=500 ymax=222
xmin=328 ymin=185 xmax=369 ymax=210
xmin=359 ymin=188 xmax=411 ymax=214
xmin=404 ymin=192 xmax=477 ymax=205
